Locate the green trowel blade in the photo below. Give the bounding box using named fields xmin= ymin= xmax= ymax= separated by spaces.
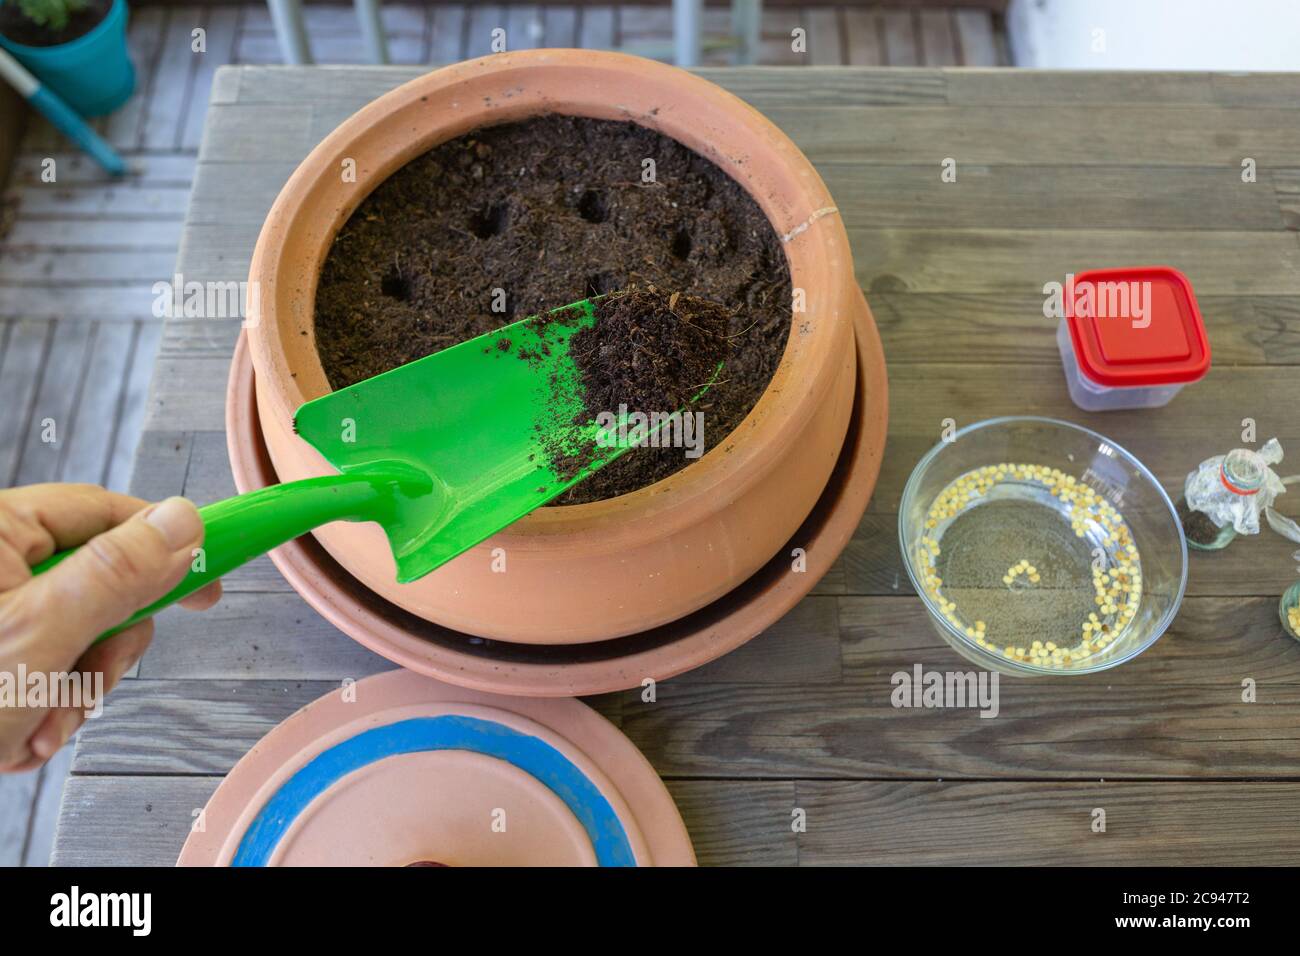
xmin=292 ymin=297 xmax=719 ymax=583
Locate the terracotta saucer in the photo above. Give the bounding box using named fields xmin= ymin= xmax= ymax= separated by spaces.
xmin=224 ymin=289 xmax=887 ymax=696
xmin=177 ymin=670 xmax=693 ymax=866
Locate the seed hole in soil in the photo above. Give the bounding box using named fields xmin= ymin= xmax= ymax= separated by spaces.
xmin=380 ymin=268 xmax=411 ymax=301
xmin=314 ymin=115 xmax=793 ymax=504
xmin=576 ymin=189 xmax=608 ymax=223
xmin=670 ymin=227 xmax=693 ymax=261
xmin=584 ymin=274 xmax=614 ymax=298
xmin=467 ymin=202 xmax=507 ymax=239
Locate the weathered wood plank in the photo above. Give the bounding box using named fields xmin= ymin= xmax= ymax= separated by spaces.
xmin=849 ymin=229 xmax=1300 ymax=294
xmin=60 ymin=323 xmax=135 ymax=485
xmin=0 ymin=320 xmax=50 ymax=485
xmin=10 ymin=152 xmax=195 ymax=185
xmin=578 ymin=4 xmax=615 ymax=51
xmin=771 ymin=105 xmax=1300 ymax=166
xmin=186 ymin=160 xmax=298 ymax=225
xmin=197 ymin=104 xmax=313 ymax=162
xmin=505 ymin=4 xmax=544 ymax=52
xmin=667 ymin=780 xmax=796 ymax=866
xmin=13 ymin=320 xmax=92 ymax=484
xmin=843 ymin=8 xmax=883 ymax=66
xmin=182 ymin=5 xmax=241 ymax=151
xmin=795 ymin=780 xmax=1300 ymax=865
xmin=464 ymin=4 xmax=505 ymax=59
xmin=0 ymin=773 xmax=39 ymax=866
xmin=1276 ymin=168 xmax=1300 ymax=230
xmin=805 ymin=8 xmax=843 ymax=66
xmin=838 ymin=595 xmax=1300 ymax=685
xmin=50 ymin=774 xmax=787 ymax=866
xmin=0 ymin=284 xmax=159 ymax=322
xmin=918 ymin=10 xmax=958 ymax=66
xmin=235 ymin=31 xmax=424 ymax=66
xmin=206 ymin=68 xmax=1300 ymax=168
xmin=0 ymin=249 xmax=175 ymax=283
xmin=104 ymin=321 xmax=165 ymax=493
xmin=216 ymin=63 xmax=952 ymax=109
xmin=75 ymin=677 xmax=620 ymax=775
xmin=52 ymin=775 xmax=218 ymax=867
xmin=105 ymin=6 xmax=168 ymax=151
xmin=241 ymin=2 xmax=423 ymax=35
xmin=947 ymin=70 xmax=1217 ymax=106
xmin=825 ymin=162 xmax=1285 ymax=230
xmin=143 ymin=6 xmax=202 ymax=150
xmin=144 ymin=355 xmax=230 ymax=430
xmin=127 ymin=430 xmax=194 ymax=502
xmin=11 ymin=185 xmax=191 ymax=219
xmin=1212 ymin=72 xmax=1300 ymax=108
xmin=2 ymin=219 xmax=185 ymax=251
xmin=620 ymin=679 xmax=1300 ymax=779
xmin=882 ymin=10 xmax=919 ymax=66
xmin=429 ymin=4 xmax=467 ymax=63
xmin=138 ymin=594 xmax=393 ymax=681
xmin=866 ymin=293 xmax=1300 ymax=366
xmin=22 ymin=745 xmax=73 ymax=866
xmin=953 ymin=9 xmax=999 ymax=66
xmin=542 ymin=4 xmax=578 ymax=48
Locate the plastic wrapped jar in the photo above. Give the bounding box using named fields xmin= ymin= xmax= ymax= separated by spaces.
xmin=1057 ymin=266 xmax=1210 ymax=412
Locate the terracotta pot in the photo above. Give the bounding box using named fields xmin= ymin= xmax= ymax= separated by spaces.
xmin=224 ymin=286 xmax=886 ymax=696
xmin=247 ymin=50 xmax=861 ymax=644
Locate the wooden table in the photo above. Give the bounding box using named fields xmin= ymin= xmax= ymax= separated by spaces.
xmin=53 ymin=66 xmax=1300 ymax=866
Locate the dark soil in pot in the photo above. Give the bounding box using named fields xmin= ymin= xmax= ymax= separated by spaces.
xmin=313 ymin=115 xmax=792 ymax=504
xmin=0 ymin=0 xmax=110 ymax=46
xmin=521 ymin=289 xmax=733 ymax=485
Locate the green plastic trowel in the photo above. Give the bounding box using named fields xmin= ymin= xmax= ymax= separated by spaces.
xmin=33 ymin=297 xmax=720 ymax=643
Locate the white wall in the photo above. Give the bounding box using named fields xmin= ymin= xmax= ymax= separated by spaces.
xmin=1007 ymin=0 xmax=1300 ymax=70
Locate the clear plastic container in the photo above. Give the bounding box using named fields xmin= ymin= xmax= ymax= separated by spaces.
xmin=1057 ymin=266 xmax=1210 ymax=412
xmin=1056 ymin=320 xmax=1187 ymax=411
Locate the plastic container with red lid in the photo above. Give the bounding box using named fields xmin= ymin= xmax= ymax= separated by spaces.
xmin=1056 ymin=266 xmax=1211 ymax=411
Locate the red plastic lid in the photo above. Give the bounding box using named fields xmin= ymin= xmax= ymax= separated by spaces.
xmin=1065 ymin=266 xmax=1211 ymax=387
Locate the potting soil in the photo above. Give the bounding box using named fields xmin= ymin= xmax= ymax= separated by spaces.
xmin=314 ymin=115 xmax=792 ymax=504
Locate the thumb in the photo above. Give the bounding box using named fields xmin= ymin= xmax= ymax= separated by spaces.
xmin=8 ymin=496 xmax=203 ymax=670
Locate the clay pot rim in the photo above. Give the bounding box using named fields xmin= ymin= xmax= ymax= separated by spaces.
xmin=176 ymin=670 xmax=696 ymax=866
xmin=224 ymin=287 xmax=887 ymax=696
xmin=246 ymin=49 xmax=852 ymax=540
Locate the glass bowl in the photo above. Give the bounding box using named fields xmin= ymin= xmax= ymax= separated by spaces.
xmin=1281 ymin=581 xmax=1300 ymax=641
xmin=899 ymin=417 xmax=1188 ymax=676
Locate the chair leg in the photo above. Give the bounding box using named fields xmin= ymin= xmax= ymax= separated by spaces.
xmin=732 ymin=0 xmax=761 ymax=65
xmin=354 ymin=0 xmax=390 ymax=65
xmin=673 ymin=0 xmax=703 ymax=67
xmin=265 ymin=0 xmax=312 ymax=65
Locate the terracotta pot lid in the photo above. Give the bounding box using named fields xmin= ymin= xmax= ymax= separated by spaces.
xmin=178 ymin=670 xmax=692 ymax=866
xmin=225 ymin=289 xmax=888 ymax=696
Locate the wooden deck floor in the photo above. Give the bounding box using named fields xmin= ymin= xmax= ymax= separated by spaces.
xmin=0 ymin=2 xmax=1004 ymax=866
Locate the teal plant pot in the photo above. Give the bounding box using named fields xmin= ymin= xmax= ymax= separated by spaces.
xmin=0 ymin=0 xmax=134 ymax=117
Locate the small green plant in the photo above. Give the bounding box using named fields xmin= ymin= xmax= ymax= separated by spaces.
xmin=13 ymin=0 xmax=89 ymax=33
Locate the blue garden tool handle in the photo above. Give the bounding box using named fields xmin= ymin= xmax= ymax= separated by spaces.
xmin=0 ymin=47 xmax=126 ymax=176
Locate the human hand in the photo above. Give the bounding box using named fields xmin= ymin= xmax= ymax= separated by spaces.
xmin=0 ymin=484 xmax=221 ymax=772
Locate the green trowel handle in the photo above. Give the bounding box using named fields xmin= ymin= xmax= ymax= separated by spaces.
xmin=31 ymin=470 xmax=413 ymax=645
